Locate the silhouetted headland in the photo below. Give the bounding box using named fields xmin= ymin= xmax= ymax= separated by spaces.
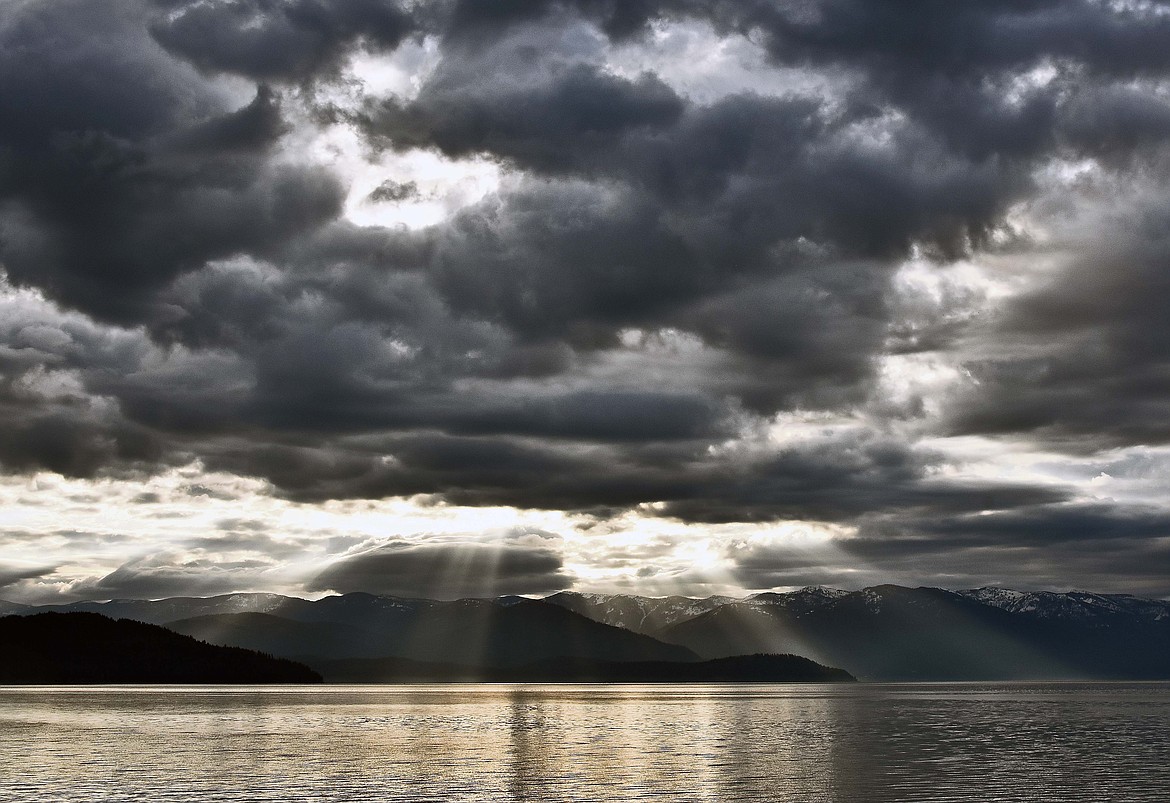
xmin=0 ymin=612 xmax=321 ymax=683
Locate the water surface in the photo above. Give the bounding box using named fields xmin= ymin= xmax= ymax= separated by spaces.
xmin=1 ymin=683 xmax=1166 ymax=802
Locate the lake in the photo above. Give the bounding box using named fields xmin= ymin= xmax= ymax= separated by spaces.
xmin=0 ymin=683 xmax=1166 ymax=802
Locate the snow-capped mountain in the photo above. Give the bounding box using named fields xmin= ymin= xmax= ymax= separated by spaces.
xmin=6 ymin=592 xmax=304 ymax=626
xmin=958 ymin=588 xmax=1170 ymax=622
xmin=5 ymin=585 xmax=1168 ymax=680
xmin=542 ymin=591 xmax=735 ymax=635
xmin=746 ymin=586 xmax=849 ymax=615
xmin=658 ymin=584 xmax=1170 ymax=680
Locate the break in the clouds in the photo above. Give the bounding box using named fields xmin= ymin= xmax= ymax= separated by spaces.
xmin=2 ymin=0 xmax=1170 ymax=601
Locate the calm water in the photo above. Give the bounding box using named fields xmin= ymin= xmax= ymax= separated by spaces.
xmin=0 ymin=683 xmax=1167 ymax=802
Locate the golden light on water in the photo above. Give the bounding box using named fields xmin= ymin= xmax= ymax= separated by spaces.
xmin=4 ymin=684 xmax=1169 ymax=802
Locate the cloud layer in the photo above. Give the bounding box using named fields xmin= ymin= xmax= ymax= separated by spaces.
xmin=3 ymin=0 xmax=1170 ymax=598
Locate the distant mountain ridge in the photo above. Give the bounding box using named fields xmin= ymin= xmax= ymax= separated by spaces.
xmin=542 ymin=591 xmax=735 ymax=635
xmin=656 ymin=585 xmax=1170 ymax=681
xmin=3 ymin=593 xmax=310 ymax=626
xmin=3 ymin=585 xmax=1168 ymax=681
xmin=956 ymin=587 xmax=1170 ymax=621
xmin=8 ymin=584 xmax=1165 ymax=630
xmin=167 ymin=598 xmax=697 ymax=666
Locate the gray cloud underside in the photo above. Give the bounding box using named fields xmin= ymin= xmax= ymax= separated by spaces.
xmin=731 ymin=503 xmax=1170 ymax=597
xmin=0 ymin=563 xmax=58 ymax=591
xmin=3 ymin=0 xmax=1170 ymax=592
xmin=307 ymin=539 xmax=573 ymax=598
xmin=66 ymin=554 xmax=284 ymax=601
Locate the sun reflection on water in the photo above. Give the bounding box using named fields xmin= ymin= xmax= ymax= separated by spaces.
xmin=0 ymin=684 xmax=1167 ymax=802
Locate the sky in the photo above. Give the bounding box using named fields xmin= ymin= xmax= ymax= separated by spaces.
xmin=2 ymin=0 xmax=1170 ymax=603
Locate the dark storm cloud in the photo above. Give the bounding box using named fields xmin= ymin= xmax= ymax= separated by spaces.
xmin=368 ymin=75 xmax=1015 ymax=260
xmin=0 ymin=285 xmax=173 ymax=476
xmin=832 ymin=503 xmax=1170 ymax=597
xmin=676 ymin=267 xmax=890 ymax=412
xmin=903 ymin=503 xmax=1170 ymax=547
xmin=447 ymin=0 xmax=1170 ymax=74
xmin=0 ymin=412 xmax=164 ymax=479
xmin=196 ymin=429 xmax=1066 ymax=530
xmin=652 ymin=435 xmax=1067 ymax=524
xmin=414 ymin=148 xmax=992 ymax=411
xmin=1058 ymin=85 xmax=1170 ymax=158
xmin=732 ymin=0 xmax=1170 ymax=77
xmin=428 ymin=181 xmax=703 ymax=342
xmin=440 ymin=0 xmax=662 ymax=42
xmin=435 ymin=389 xmax=728 ymax=441
xmin=0 ymin=0 xmax=344 ymax=324
xmin=307 ymin=539 xmax=573 ymax=598
xmin=149 ymin=0 xmax=414 ymax=82
xmin=361 ymin=64 xmax=685 ymax=170
xmin=347 ymin=25 xmax=1029 ymax=419
xmin=3 ymin=0 xmax=1170 ymax=602
xmin=944 ymin=188 xmax=1170 ymax=451
xmin=200 ymin=435 xmax=598 ymax=506
xmin=174 ymin=85 xmax=290 ymax=153
xmin=726 ymin=502 xmax=1170 ymax=596
xmin=426 ymin=0 xmax=1170 ymax=166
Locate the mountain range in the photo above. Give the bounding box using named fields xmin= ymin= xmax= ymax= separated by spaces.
xmin=549 ymin=586 xmax=1170 ymax=680
xmin=3 ymin=584 xmax=1168 ymax=681
xmin=166 ymin=596 xmax=696 ymax=667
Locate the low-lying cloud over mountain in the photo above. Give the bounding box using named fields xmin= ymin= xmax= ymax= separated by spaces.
xmin=2 ymin=0 xmax=1170 ymax=601
xmin=308 ymin=537 xmax=574 ymax=599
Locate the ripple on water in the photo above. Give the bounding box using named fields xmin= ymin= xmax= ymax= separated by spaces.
xmin=0 ymin=683 xmax=1167 ymax=802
